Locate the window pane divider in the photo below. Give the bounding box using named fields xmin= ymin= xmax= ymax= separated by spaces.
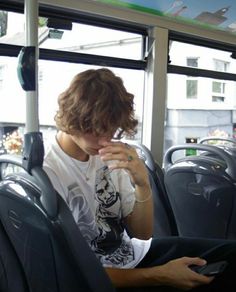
xmin=0 ymin=44 xmax=146 ymax=70
xmin=168 ymin=64 xmax=236 ymax=81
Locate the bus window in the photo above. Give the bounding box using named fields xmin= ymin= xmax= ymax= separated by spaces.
xmin=165 ymin=41 xmax=236 ymax=154
xmin=0 ymin=10 xmax=146 ymax=154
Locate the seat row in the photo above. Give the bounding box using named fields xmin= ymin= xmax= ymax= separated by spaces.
xmin=0 ymin=137 xmax=235 ymax=291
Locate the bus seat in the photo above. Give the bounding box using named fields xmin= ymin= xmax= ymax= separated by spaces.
xmin=164 ymin=144 xmax=236 ymax=239
xmin=0 ymin=158 xmax=178 ymax=292
xmin=128 ymin=142 xmax=178 ymax=237
xmin=0 ymin=155 xmax=115 ymax=292
xmin=0 ymin=219 xmax=29 ymax=292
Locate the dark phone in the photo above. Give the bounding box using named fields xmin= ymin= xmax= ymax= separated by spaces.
xmin=190 ymin=261 xmax=228 ymax=276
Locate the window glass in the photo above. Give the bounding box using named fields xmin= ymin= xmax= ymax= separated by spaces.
xmin=213 ymin=59 xmax=229 ymax=72
xmin=40 ymin=22 xmax=143 ymax=60
xmin=186 ymin=57 xmax=198 ymax=67
xmin=37 ymin=61 xmax=144 ymax=148
xmin=186 ymin=79 xmax=198 ymax=99
xmin=0 ymin=10 xmax=145 ymax=155
xmin=165 ymin=40 xmax=236 ymax=157
xmin=0 ymin=11 xmax=24 ymax=45
xmin=0 ymin=64 xmax=5 ymax=90
xmin=170 ymin=41 xmax=236 ymax=74
xmin=0 ymin=11 xmax=8 ymax=37
xmin=0 ymin=10 xmax=143 ymax=60
xmin=0 ymin=60 xmax=144 ymax=155
xmin=212 ymin=95 xmax=225 ymax=102
xmin=212 ymin=80 xmax=227 ymax=102
xmin=212 ymin=81 xmax=225 ymax=93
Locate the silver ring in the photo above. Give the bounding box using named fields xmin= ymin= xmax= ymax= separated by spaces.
xmin=127 ymin=155 xmax=133 ymax=161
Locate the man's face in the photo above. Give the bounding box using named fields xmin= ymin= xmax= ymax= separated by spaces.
xmin=70 ymin=132 xmax=114 ymax=156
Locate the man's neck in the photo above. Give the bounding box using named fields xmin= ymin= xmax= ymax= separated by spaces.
xmin=56 ymin=131 xmax=89 ymax=162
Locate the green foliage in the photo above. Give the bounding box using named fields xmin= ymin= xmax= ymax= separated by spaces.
xmin=38 ymin=17 xmax=47 ymax=27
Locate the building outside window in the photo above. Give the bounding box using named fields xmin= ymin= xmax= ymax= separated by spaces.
xmin=0 ymin=64 xmax=5 ymax=91
xmin=212 ymin=81 xmax=226 ymax=102
xmin=212 ymin=59 xmax=228 ymax=103
xmin=186 ymin=57 xmax=198 ymax=99
xmin=0 ymin=11 xmax=7 ymax=37
xmin=186 ymin=79 xmax=198 ymax=99
xmin=165 ymin=41 xmax=236 ymax=156
xmin=214 ymin=59 xmax=229 ymax=72
xmin=186 ymin=57 xmax=198 ymax=67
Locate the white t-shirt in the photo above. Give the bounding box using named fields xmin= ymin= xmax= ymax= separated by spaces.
xmin=43 ymin=137 xmax=151 ymax=268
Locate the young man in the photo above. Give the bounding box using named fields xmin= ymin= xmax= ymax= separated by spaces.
xmin=44 ymin=68 xmax=236 ymax=291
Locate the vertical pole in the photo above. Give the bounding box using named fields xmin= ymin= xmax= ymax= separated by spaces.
xmin=22 ymin=0 xmax=44 ymax=173
xmin=25 ymin=0 xmax=39 ymax=133
xmin=142 ymin=27 xmax=168 ymax=166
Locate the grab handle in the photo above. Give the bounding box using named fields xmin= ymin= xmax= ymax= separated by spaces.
xmin=164 ymin=143 xmax=236 ymax=181
xmin=199 ymin=136 xmax=236 ymax=144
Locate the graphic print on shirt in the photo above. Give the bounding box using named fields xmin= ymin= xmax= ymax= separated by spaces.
xmin=93 ymin=166 xmax=134 ymax=267
xmin=67 ymin=166 xmax=134 ymax=267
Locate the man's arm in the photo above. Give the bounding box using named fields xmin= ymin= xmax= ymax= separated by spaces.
xmin=124 ymin=183 xmax=154 ymax=239
xmin=105 ymin=257 xmax=214 ymax=290
xmin=99 ymin=141 xmax=154 ymax=239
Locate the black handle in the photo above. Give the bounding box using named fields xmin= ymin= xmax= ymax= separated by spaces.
xmin=164 ymin=143 xmax=236 ymax=180
xmin=17 ymin=46 xmax=36 ymax=91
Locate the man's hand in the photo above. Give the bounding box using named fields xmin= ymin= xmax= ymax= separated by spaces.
xmin=150 ymin=257 xmax=214 ymax=290
xmin=98 ymin=141 xmax=150 ymax=188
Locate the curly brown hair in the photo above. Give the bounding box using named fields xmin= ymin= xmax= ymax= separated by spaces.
xmin=55 ymin=68 xmax=138 ymax=138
